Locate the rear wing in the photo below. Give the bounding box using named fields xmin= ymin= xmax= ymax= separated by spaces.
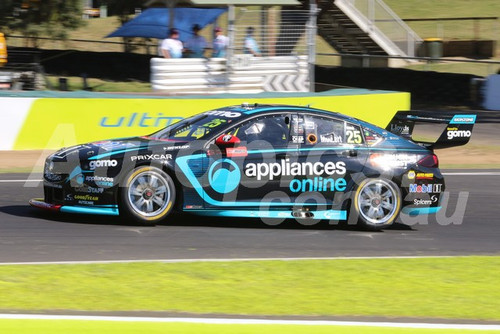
xmin=386 ymin=111 xmax=476 ymax=150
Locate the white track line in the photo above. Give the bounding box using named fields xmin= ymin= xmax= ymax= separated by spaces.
xmin=442 ymin=172 xmax=500 ymax=176
xmin=0 ymin=255 xmax=491 ymax=266
xmin=0 ymin=179 xmax=42 ymax=183
xmin=0 ymin=314 xmax=499 ymax=330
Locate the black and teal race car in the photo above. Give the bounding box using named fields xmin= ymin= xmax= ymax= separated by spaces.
xmin=30 ymin=104 xmax=476 ymax=230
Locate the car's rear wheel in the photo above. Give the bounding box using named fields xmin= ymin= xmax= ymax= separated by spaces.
xmin=120 ymin=166 xmax=175 ymax=225
xmin=353 ymin=178 xmax=401 ymax=230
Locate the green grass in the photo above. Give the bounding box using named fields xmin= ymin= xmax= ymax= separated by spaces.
xmin=1 ymin=257 xmax=500 ymax=320
xmin=385 ymin=0 xmax=500 ymax=41
xmin=405 ymin=62 xmax=500 ymax=77
xmin=0 ymin=167 xmax=40 ymax=174
xmin=440 ymin=164 xmax=500 ymax=169
xmin=1 ymin=320 xmax=499 ymax=334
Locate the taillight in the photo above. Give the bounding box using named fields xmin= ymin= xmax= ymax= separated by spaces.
xmin=418 ymin=154 xmax=439 ymax=168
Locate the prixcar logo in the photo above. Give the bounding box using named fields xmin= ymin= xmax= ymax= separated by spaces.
xmin=208 ymin=159 xmax=241 ymax=194
xmin=447 ymin=128 xmax=471 ymax=140
xmin=89 ymin=160 xmax=118 ymax=170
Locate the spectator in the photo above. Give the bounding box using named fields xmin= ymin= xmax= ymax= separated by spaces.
xmin=160 ymin=28 xmax=183 ymax=58
xmin=244 ymin=26 xmax=261 ymax=57
xmin=185 ymin=24 xmax=208 ymax=58
xmin=212 ymin=27 xmax=229 ymax=58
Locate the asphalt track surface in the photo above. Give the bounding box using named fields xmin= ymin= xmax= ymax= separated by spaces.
xmin=0 ymin=171 xmax=499 ymax=263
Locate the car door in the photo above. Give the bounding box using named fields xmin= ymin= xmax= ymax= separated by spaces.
xmin=293 ymin=113 xmax=369 ymax=208
xmin=202 ymin=112 xmax=299 ymax=209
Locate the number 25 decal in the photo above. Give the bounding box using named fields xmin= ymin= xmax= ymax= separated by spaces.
xmin=346 ymin=129 xmax=362 ymax=144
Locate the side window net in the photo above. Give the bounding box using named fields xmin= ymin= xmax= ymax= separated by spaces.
xmin=297 ymin=115 xmax=345 ymax=145
xmin=228 ymin=115 xmax=290 ymax=146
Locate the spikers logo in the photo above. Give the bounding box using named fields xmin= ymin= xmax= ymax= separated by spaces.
xmin=208 ymin=159 xmax=241 ymax=194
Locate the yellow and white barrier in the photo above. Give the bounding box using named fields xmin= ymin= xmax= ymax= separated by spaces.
xmin=0 ymin=90 xmax=410 ymax=150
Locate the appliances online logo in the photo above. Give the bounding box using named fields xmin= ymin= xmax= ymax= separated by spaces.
xmin=208 ymin=158 xmax=347 ymax=194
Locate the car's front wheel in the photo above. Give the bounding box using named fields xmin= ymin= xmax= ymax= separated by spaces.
xmin=353 ymin=178 xmax=401 ymax=230
xmin=120 ymin=166 xmax=175 ymax=225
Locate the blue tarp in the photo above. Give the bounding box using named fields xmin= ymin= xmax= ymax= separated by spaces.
xmin=106 ymin=8 xmax=227 ymax=41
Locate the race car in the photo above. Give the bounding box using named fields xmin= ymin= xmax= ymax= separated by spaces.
xmin=30 ymin=104 xmax=476 ymax=230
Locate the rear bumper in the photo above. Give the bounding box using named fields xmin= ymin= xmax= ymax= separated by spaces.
xmin=29 ymin=198 xmax=119 ymax=216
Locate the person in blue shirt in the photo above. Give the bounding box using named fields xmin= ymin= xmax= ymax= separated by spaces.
xmin=212 ymin=27 xmax=229 ymax=58
xmin=185 ymin=24 xmax=208 ymax=58
xmin=244 ymin=26 xmax=261 ymax=57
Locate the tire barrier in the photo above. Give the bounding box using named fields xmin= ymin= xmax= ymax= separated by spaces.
xmin=150 ymin=56 xmax=309 ymax=94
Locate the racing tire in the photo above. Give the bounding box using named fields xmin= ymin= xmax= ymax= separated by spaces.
xmin=352 ymin=178 xmax=401 ymax=231
xmin=120 ymin=166 xmax=176 ymax=225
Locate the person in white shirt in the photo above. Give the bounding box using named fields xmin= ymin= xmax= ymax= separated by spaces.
xmin=185 ymin=24 xmax=208 ymax=58
xmin=160 ymin=28 xmax=183 ymax=58
xmin=212 ymin=27 xmax=229 ymax=58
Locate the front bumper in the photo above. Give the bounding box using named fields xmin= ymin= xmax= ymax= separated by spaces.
xmin=29 ymin=198 xmax=119 ymax=216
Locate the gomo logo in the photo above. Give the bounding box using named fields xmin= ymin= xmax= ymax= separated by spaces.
xmin=89 ymin=160 xmax=118 ymax=170
xmin=205 ymin=110 xmax=242 ymax=118
xmin=447 ymin=130 xmax=471 ymax=140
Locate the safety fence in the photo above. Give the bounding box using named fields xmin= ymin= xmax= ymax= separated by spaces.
xmin=232 ymin=9 xmax=310 ymax=57
xmin=150 ymin=55 xmax=309 ymax=94
xmin=0 ymin=49 xmax=45 ymax=90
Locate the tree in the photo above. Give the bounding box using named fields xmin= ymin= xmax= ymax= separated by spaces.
xmin=0 ymin=0 xmax=85 ymax=46
xmin=105 ymin=0 xmax=145 ymax=52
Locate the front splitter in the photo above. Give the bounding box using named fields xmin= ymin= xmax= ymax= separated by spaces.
xmin=29 ymin=198 xmax=119 ymax=216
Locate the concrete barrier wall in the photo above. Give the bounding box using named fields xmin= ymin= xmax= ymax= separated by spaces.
xmin=0 ymin=89 xmax=410 ymax=150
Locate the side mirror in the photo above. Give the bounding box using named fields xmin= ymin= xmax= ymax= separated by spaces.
xmin=215 ymin=134 xmax=240 ymax=149
xmin=212 ymin=134 xmax=247 ymax=158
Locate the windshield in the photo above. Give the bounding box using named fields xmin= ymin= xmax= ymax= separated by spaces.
xmin=148 ymin=112 xmax=240 ymax=142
